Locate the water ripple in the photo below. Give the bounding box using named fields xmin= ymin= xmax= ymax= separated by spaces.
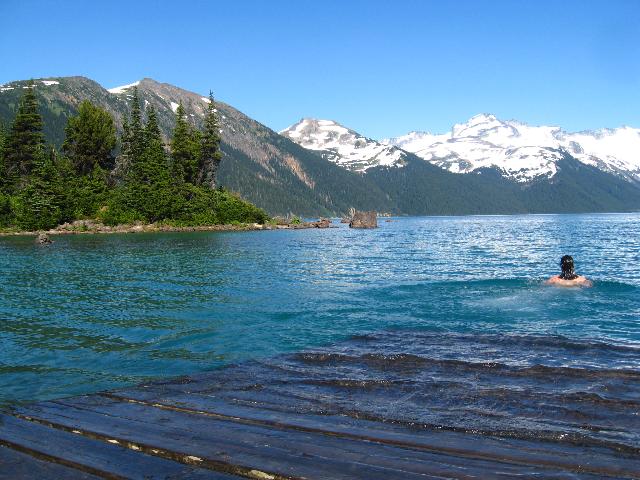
xmin=1 ymin=213 xmax=639 ymax=406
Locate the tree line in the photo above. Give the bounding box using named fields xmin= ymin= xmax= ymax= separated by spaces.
xmin=0 ymin=82 xmax=267 ymax=230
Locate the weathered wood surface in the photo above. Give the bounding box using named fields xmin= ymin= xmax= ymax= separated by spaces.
xmin=0 ymin=445 xmax=101 ymax=480
xmin=1 ymin=350 xmax=638 ymax=479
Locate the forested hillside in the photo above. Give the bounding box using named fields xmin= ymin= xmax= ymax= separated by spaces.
xmin=0 ymin=82 xmax=267 ymax=230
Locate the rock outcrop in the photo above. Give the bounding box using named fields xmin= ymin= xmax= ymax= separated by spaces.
xmin=349 ymin=211 xmax=378 ymax=229
xmin=36 ymin=233 xmax=53 ymax=245
xmin=309 ymin=218 xmax=332 ymax=228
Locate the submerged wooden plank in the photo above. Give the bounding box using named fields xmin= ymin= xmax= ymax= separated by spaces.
xmin=107 ymin=386 xmax=640 ymax=479
xmin=4 ymin=345 xmax=639 ymax=480
xmin=0 ymin=413 xmax=242 ymax=480
xmin=0 ymin=444 xmax=102 ymax=480
xmin=13 ymin=395 xmax=621 ymax=479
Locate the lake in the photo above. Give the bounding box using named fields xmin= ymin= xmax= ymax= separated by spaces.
xmin=1 ymin=213 xmax=639 ymax=410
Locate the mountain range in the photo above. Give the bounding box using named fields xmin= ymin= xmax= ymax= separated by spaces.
xmin=386 ymin=114 xmax=640 ymax=184
xmin=281 ymin=114 xmax=640 ymax=184
xmin=1 ymin=76 xmax=640 ymax=216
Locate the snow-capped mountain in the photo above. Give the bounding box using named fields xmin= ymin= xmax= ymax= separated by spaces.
xmin=384 ymin=114 xmax=640 ymax=183
xmin=280 ymin=118 xmax=406 ymax=172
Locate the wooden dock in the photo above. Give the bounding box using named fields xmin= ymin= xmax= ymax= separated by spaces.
xmin=1 ymin=353 xmax=639 ymax=479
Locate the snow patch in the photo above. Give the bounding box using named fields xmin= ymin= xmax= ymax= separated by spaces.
xmin=201 ymin=97 xmax=211 ymax=104
xmin=170 ymin=101 xmax=179 ymax=113
xmin=107 ymin=81 xmax=140 ymax=94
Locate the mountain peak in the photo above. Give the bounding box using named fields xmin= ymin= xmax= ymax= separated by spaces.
xmin=283 ymin=117 xmax=347 ymax=131
xmin=452 ymin=113 xmax=506 ymax=138
xmin=281 ymin=118 xmax=406 ymax=172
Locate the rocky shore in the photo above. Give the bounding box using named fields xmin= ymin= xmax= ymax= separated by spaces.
xmin=0 ymin=218 xmax=335 ymax=238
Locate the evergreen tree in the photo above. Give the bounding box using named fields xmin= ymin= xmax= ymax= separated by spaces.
xmin=121 ymin=118 xmax=131 ymax=156
xmin=0 ymin=121 xmax=5 ymax=162
xmin=0 ymin=191 xmax=10 ymax=227
xmin=189 ymin=128 xmax=202 ymax=179
xmin=14 ymin=145 xmax=65 ymax=230
xmin=130 ymin=87 xmax=144 ymax=140
xmin=116 ymin=105 xmax=175 ymax=222
xmin=113 ymin=117 xmax=132 ymax=182
xmin=4 ymin=81 xmax=45 ymax=188
xmin=129 ymin=87 xmax=144 ymax=155
xmin=0 ymin=123 xmax=9 ymax=224
xmin=0 ymin=121 xmax=6 ymax=191
xmin=62 ymin=100 xmax=117 ymax=175
xmin=137 ymin=106 xmax=172 ymax=188
xmin=198 ymin=91 xmax=223 ymax=188
xmin=170 ymin=103 xmax=201 ymax=184
xmin=117 ymin=88 xmax=146 ymax=182
xmin=143 ymin=105 xmax=163 ymax=153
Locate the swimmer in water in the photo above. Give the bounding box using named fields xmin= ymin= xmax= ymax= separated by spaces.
xmin=546 ymin=255 xmax=592 ymax=287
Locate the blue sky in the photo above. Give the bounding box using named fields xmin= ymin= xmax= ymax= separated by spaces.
xmin=1 ymin=0 xmax=638 ymax=139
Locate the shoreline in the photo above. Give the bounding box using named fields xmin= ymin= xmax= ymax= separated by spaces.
xmin=0 ymin=218 xmax=335 ymax=237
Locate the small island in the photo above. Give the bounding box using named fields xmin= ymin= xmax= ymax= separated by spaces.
xmin=0 ymin=82 xmax=272 ymax=234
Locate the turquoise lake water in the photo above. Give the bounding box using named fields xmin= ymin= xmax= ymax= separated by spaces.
xmin=1 ymin=214 xmax=639 ymax=406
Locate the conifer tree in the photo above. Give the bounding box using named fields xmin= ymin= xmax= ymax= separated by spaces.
xmin=198 ymin=91 xmax=223 ymax=188
xmin=114 ymin=117 xmax=132 ymax=182
xmin=170 ymin=103 xmax=201 ymax=184
xmin=0 ymin=121 xmax=5 ymax=162
xmin=0 ymin=121 xmax=6 ymax=191
xmin=120 ymin=105 xmax=174 ymax=222
xmin=14 ymin=145 xmax=64 ymax=230
xmin=4 ymin=81 xmax=45 ymax=188
xmin=62 ymin=100 xmax=117 ymax=175
xmin=117 ymin=88 xmax=146 ymax=181
xmin=129 ymin=87 xmax=144 ymax=153
xmin=137 ymin=105 xmax=171 ymax=187
xmin=143 ymin=105 xmax=163 ymax=152
xmin=121 ymin=118 xmax=131 ymax=156
xmin=130 ymin=88 xmax=142 ymax=124
xmin=0 ymin=123 xmax=9 ymax=225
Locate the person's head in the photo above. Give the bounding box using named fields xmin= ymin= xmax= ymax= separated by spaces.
xmin=559 ymin=255 xmax=577 ymax=280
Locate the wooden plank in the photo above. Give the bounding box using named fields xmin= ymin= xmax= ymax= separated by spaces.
xmin=0 ymin=413 xmax=242 ymax=480
xmin=107 ymin=386 xmax=640 ymax=478
xmin=14 ymin=396 xmax=618 ymax=479
xmin=0 ymin=444 xmax=102 ymax=480
xmin=14 ymin=398 xmax=458 ymax=480
xmin=128 ymin=363 xmax=640 ymax=439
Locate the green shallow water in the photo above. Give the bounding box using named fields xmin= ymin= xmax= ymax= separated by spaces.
xmin=1 ymin=213 xmax=639 ymax=405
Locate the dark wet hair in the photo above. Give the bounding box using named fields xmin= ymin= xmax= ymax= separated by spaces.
xmin=559 ymin=255 xmax=578 ymax=280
